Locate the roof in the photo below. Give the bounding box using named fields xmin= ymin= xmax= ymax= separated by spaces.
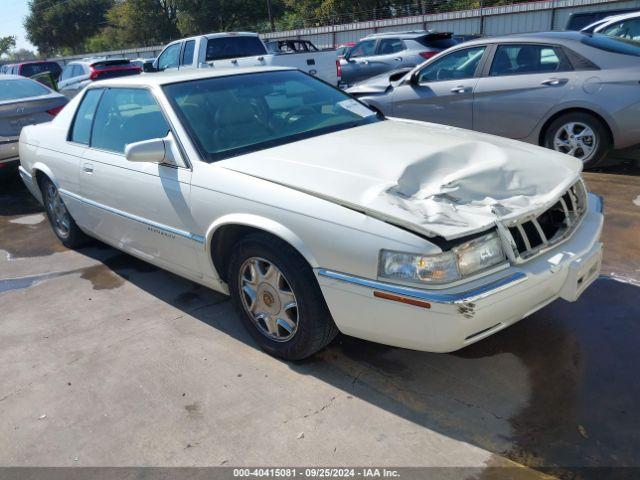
xmin=456 ymin=30 xmax=598 ymax=47
xmin=167 ymin=31 xmax=260 ymax=45
xmin=86 ymin=66 xmax=294 ymax=88
xmin=364 ymin=30 xmax=449 ymax=39
xmin=13 ymin=60 xmax=59 ymax=65
xmin=0 ymin=74 xmax=30 ymax=80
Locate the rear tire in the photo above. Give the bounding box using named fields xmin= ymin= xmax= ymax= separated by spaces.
xmin=544 ymin=112 xmax=611 ymax=169
xmin=228 ymin=233 xmax=338 ymax=360
xmin=40 ymin=176 xmax=90 ymax=248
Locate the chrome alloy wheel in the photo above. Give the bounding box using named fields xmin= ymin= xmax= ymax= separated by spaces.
xmin=238 ymin=257 xmax=299 ymax=342
xmin=44 ymin=182 xmax=71 ymax=238
xmin=553 ymin=122 xmax=598 ymax=162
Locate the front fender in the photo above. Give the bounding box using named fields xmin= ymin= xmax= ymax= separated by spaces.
xmin=204 ymin=213 xmax=320 ymax=277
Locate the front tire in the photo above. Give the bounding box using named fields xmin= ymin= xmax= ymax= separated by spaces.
xmin=544 ymin=112 xmax=611 ymax=169
xmin=228 ymin=233 xmax=338 ymax=360
xmin=40 ymin=177 xmax=89 ymax=248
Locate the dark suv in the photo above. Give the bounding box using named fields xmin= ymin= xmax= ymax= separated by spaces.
xmin=6 ymin=61 xmax=62 ymax=81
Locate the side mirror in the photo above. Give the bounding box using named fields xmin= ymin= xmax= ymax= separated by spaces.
xmin=125 ymin=133 xmax=184 ymax=167
xmin=125 ymin=138 xmax=166 ymax=164
xmin=143 ymin=61 xmax=156 ymax=73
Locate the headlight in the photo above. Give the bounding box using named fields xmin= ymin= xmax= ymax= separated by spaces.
xmin=379 ymin=232 xmax=506 ymax=285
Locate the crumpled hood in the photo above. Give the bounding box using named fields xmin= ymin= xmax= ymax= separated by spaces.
xmin=346 ymin=68 xmax=411 ymax=94
xmin=219 ymin=120 xmax=582 ymax=240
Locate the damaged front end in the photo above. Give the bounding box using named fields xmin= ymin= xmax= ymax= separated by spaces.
xmin=378 ymin=178 xmax=590 ymax=288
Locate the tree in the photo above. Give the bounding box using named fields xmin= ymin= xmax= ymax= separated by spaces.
xmin=102 ymin=0 xmax=180 ymax=47
xmin=0 ymin=36 xmax=16 ymax=58
xmin=176 ymin=0 xmax=284 ymax=35
xmin=9 ymin=49 xmax=38 ymax=61
xmin=24 ymin=0 xmax=114 ymax=56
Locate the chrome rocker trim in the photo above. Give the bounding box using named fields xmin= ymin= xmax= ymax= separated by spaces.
xmin=318 ymin=269 xmax=528 ymax=305
xmin=59 ymin=188 xmax=205 ymax=245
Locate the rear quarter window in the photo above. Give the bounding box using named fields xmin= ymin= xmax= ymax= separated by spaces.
xmin=70 ymin=89 xmax=103 ymax=144
xmin=205 ymin=36 xmax=267 ymax=61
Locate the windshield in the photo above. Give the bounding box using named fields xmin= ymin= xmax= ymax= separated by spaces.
xmin=581 ymin=32 xmax=640 ymax=56
xmin=0 ymin=78 xmax=50 ymax=101
xmin=163 ymin=70 xmax=380 ymax=161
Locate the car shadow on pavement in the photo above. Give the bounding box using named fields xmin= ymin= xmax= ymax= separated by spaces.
xmin=2 ymin=172 xmax=639 ymax=477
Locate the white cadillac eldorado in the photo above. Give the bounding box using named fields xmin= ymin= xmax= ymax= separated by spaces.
xmin=18 ymin=67 xmax=604 ymax=360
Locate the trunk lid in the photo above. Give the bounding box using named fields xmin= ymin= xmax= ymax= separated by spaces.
xmin=0 ymin=95 xmax=66 ymax=138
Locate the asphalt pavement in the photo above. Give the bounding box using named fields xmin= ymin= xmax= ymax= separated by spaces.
xmin=0 ymin=162 xmax=638 ymax=478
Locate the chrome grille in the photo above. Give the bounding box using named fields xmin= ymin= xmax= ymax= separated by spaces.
xmin=503 ymin=180 xmax=587 ymax=261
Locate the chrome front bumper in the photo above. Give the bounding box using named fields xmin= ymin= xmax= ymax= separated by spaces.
xmin=317 ymin=193 xmax=604 ymax=353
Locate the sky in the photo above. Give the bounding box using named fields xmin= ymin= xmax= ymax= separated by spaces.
xmin=2 ymin=0 xmax=36 ymax=52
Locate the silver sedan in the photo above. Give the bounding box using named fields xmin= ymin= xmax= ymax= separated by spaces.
xmin=0 ymin=74 xmax=67 ymax=172
xmin=348 ymin=31 xmax=640 ymax=168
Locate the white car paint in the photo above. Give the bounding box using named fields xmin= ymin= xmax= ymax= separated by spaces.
xmin=18 ymin=67 xmax=604 ymax=353
xmin=582 ymin=10 xmax=640 ymax=36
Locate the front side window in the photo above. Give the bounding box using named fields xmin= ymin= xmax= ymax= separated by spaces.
xmin=163 ymin=70 xmax=379 ymax=161
xmin=490 ymin=44 xmax=571 ymax=76
xmin=91 ymin=88 xmax=169 ymax=154
xmin=349 ymin=40 xmax=376 ymax=58
xmin=601 ymin=18 xmax=640 ymax=41
xmin=70 ymin=89 xmax=103 ymax=144
xmin=377 ymin=38 xmax=404 ymax=55
xmin=182 ymin=40 xmax=196 ymax=65
xmin=0 ymin=78 xmax=50 ymax=101
xmin=158 ymin=43 xmax=181 ymax=71
xmin=418 ymin=46 xmax=486 ymax=83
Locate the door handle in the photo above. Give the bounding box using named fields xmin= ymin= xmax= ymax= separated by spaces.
xmin=541 ymin=78 xmax=568 ymax=86
xmin=394 ymin=57 xmax=402 ymax=61
xmin=450 ymin=85 xmax=469 ymax=94
xmin=361 ymin=60 xmax=369 ymax=65
xmin=82 ymin=163 xmax=94 ymax=174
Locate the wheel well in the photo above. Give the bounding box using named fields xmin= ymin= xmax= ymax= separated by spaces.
xmin=539 ymin=108 xmax=613 ymax=146
xmin=34 ymin=170 xmax=44 ymax=188
xmin=210 ymin=225 xmax=307 ymax=283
